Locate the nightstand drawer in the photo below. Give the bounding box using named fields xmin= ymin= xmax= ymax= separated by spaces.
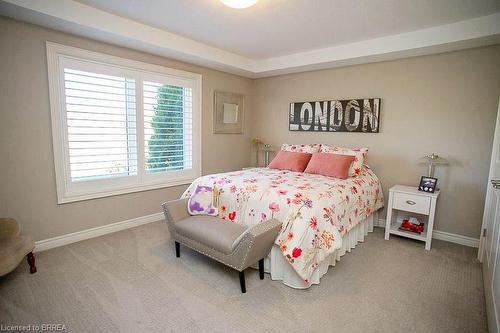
xmin=393 ymin=192 xmax=430 ymax=215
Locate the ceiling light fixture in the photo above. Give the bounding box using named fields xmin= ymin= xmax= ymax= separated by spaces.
xmin=220 ymin=0 xmax=259 ymax=9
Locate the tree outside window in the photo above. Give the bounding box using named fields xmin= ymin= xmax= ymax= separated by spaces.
xmin=146 ymin=85 xmax=185 ymax=172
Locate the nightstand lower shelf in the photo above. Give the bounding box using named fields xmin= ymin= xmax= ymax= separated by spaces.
xmin=388 ymin=223 xmax=428 ymax=242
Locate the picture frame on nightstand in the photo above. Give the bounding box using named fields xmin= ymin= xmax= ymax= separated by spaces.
xmin=418 ymin=176 xmax=438 ymax=193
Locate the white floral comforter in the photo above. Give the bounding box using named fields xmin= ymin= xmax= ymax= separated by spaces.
xmin=182 ymin=165 xmax=384 ymax=282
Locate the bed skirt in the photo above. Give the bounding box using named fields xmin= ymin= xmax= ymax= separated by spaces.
xmin=262 ymin=210 xmax=378 ymax=289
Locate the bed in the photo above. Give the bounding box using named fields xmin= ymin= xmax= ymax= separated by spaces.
xmin=182 ymin=164 xmax=384 ymax=288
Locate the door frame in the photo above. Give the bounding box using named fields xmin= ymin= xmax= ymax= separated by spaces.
xmin=479 ymin=96 xmax=500 ymax=262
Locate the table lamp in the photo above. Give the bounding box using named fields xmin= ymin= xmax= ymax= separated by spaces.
xmin=262 ymin=144 xmax=275 ymax=166
xmin=420 ymin=153 xmax=449 ymax=178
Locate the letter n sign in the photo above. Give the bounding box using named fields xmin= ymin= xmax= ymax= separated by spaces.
xmin=289 ymin=98 xmax=381 ymax=133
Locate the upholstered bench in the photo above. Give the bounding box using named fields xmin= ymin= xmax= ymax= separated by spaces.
xmin=162 ymin=198 xmax=282 ymax=293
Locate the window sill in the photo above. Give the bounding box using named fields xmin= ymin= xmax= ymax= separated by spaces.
xmin=57 ymin=177 xmax=196 ymax=204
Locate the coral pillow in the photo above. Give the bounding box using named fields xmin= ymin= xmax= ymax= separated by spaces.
xmin=268 ymin=151 xmax=312 ymax=172
xmin=304 ymin=153 xmax=355 ymax=179
xmin=320 ymin=145 xmax=368 ymax=177
xmin=188 ymin=185 xmax=218 ymax=216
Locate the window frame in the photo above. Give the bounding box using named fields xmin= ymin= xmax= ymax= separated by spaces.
xmin=47 ymin=42 xmax=202 ymax=204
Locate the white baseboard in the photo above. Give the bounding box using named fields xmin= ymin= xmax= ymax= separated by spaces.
xmin=34 ymin=214 xmax=479 ymax=252
xmin=431 ymin=230 xmax=480 ymax=248
xmin=376 ymin=219 xmax=479 ymax=248
xmin=34 ymin=212 xmax=164 ymax=252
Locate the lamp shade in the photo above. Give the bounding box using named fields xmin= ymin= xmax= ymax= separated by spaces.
xmin=420 ymin=153 xmax=449 ymax=165
xmin=419 ymin=153 xmax=449 ymax=178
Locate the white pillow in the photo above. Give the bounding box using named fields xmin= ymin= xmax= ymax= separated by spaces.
xmin=281 ymin=143 xmax=321 ymax=154
xmin=319 ymin=145 xmax=368 ymax=177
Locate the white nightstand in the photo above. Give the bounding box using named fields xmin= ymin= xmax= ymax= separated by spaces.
xmin=384 ymin=185 xmax=440 ymax=250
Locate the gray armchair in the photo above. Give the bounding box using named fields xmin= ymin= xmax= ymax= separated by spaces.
xmin=162 ymin=198 xmax=282 ymax=293
xmin=0 ymin=218 xmax=36 ymax=277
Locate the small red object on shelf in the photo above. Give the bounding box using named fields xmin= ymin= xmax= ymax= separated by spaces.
xmin=399 ymin=218 xmax=425 ymax=234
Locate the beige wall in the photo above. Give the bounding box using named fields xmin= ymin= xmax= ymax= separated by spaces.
xmin=1 ymin=17 xmax=499 ymax=242
xmin=0 ymin=17 xmax=254 ymax=241
xmin=252 ymin=45 xmax=500 ymax=238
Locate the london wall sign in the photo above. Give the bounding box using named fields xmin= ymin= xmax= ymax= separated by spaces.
xmin=289 ymin=98 xmax=381 ymax=133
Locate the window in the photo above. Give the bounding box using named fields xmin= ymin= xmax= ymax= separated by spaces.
xmin=47 ymin=43 xmax=201 ymax=203
xmin=143 ymin=81 xmax=192 ymax=174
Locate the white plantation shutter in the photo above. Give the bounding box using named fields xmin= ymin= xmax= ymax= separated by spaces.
xmin=47 ymin=43 xmax=201 ymax=203
xmin=64 ymin=68 xmax=137 ymax=181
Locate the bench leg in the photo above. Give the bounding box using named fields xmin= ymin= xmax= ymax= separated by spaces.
xmin=258 ymin=259 xmax=264 ymax=280
xmin=175 ymin=241 xmax=180 ymax=258
xmin=239 ymin=270 xmax=246 ymax=293
xmin=27 ymin=252 xmax=36 ymax=274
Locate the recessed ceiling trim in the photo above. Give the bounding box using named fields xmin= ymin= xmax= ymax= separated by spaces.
xmin=0 ymin=0 xmax=256 ymax=76
xmin=257 ymin=13 xmax=500 ymax=76
xmin=1 ymin=0 xmax=499 ymax=78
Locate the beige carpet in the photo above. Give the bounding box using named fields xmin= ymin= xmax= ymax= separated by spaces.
xmin=0 ymin=222 xmax=487 ymax=333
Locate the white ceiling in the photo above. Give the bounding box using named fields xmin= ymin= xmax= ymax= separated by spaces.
xmin=75 ymin=0 xmax=500 ymax=58
xmin=1 ymin=0 xmax=499 ymax=77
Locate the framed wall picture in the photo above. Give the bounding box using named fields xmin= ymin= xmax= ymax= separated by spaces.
xmin=289 ymin=98 xmax=380 ymax=133
xmin=418 ymin=176 xmax=438 ymax=193
xmin=213 ymin=91 xmax=244 ymax=134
